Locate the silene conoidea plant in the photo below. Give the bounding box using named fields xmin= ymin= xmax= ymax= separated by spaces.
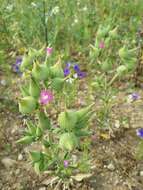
xmin=17 ymin=47 xmax=94 ymax=185
xmin=90 ymin=24 xmax=137 ymax=130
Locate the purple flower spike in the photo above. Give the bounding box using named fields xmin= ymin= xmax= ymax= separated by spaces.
xmin=39 ymin=90 xmax=54 ymax=105
xmin=64 ymin=160 xmax=69 ymax=168
xmin=64 ymin=67 xmax=70 ymax=76
xmin=136 ymin=128 xmax=143 ymax=138
xmin=73 ymin=64 xmax=80 ymax=72
xmin=77 ymin=71 xmax=86 ymax=79
xmin=131 ymin=93 xmax=140 ymax=101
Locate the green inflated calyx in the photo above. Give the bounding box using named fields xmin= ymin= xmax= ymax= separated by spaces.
xmin=58 ymin=110 xmax=77 ymax=130
xmin=20 ymin=55 xmax=33 ymax=71
xmin=38 ymin=111 xmax=51 ymax=130
xmin=51 ymin=78 xmax=64 ymax=91
xmin=20 ymin=85 xmax=29 ymax=97
xmin=59 ymin=132 xmax=78 ymax=151
xmin=50 ymin=58 xmax=64 ymax=78
xmin=19 ymin=96 xmax=37 ymax=114
xmin=119 ymin=46 xmax=136 ymax=60
xmin=29 ymin=78 xmax=40 ymax=98
xmin=32 ymin=61 xmax=50 ymax=81
xmin=75 ymin=104 xmax=94 ymax=129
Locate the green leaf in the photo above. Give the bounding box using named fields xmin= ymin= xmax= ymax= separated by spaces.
xmin=38 ymin=111 xmax=51 ymax=130
xmin=29 ymin=78 xmax=40 ymax=98
xmin=30 ymin=151 xmax=41 ymax=162
xmin=34 ymin=162 xmax=41 ymax=174
xmin=16 ymin=136 xmax=34 ymax=144
xmin=20 ymin=85 xmax=29 ymax=97
xmin=26 ymin=121 xmax=36 ymax=135
xmin=36 ymin=127 xmax=43 ymax=138
xmin=74 ymin=130 xmax=91 ymax=137
xmin=136 ymin=140 xmax=143 ymax=160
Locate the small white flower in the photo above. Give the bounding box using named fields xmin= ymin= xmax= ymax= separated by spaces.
xmin=127 ymin=94 xmax=133 ymax=103
xmin=31 ymin=2 xmax=37 ymax=7
xmin=66 ymin=78 xmax=74 ymax=84
xmin=0 ymin=79 xmax=7 ymax=86
xmin=74 ymin=19 xmax=78 ymax=24
xmin=6 ymin=4 xmax=13 ymax=11
xmin=83 ymin=7 xmax=87 ymax=11
xmin=52 ymin=6 xmax=60 ymax=15
xmin=73 ymin=73 xmax=78 ymax=79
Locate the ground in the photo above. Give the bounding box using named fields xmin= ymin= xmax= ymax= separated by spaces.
xmin=0 ymin=74 xmax=143 ymax=190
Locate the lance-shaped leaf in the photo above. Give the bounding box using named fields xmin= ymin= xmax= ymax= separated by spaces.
xmin=20 ymin=55 xmax=33 ymax=71
xmin=30 ymin=151 xmax=42 ymax=162
xmin=136 ymin=140 xmax=143 ymax=160
xmin=36 ymin=126 xmax=43 ymax=138
xmin=76 ymin=104 xmax=94 ymax=121
xmin=16 ymin=135 xmax=34 ymax=144
xmin=37 ymin=111 xmax=51 ymax=130
xmin=20 ymin=85 xmax=30 ymax=97
xmin=29 ymin=78 xmax=40 ymax=98
xmin=26 ymin=120 xmax=36 ymax=135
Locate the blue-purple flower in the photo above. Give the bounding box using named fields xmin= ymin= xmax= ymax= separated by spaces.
xmin=127 ymin=92 xmax=140 ymax=103
xmin=64 ymin=67 xmax=70 ymax=76
xmin=66 ymin=62 xmax=71 ymax=68
xmin=73 ymin=64 xmax=80 ymax=72
xmin=77 ymin=71 xmax=86 ymax=79
xmin=136 ymin=128 xmax=143 ymax=138
xmin=63 ymin=62 xmax=86 ymax=79
xmin=12 ymin=58 xmax=22 ymax=74
xmin=131 ymin=93 xmax=140 ymax=101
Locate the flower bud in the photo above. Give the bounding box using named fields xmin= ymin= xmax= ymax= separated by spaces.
xmin=109 ymin=27 xmax=118 ymax=39
xmin=19 ymin=96 xmax=37 ymax=114
xmin=58 ymin=110 xmax=77 ymax=129
xmin=100 ymin=60 xmax=112 ymax=72
xmin=59 ymin=132 xmax=78 ymax=151
xmin=116 ymin=65 xmax=127 ymax=76
xmin=119 ymin=46 xmax=136 ymax=60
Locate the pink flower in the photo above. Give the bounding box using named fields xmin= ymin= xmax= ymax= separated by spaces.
xmin=46 ymin=47 xmax=53 ymax=55
xmin=39 ymin=90 xmax=53 ymax=105
xmin=63 ymin=160 xmax=69 ymax=168
xmin=99 ymin=41 xmax=105 ymax=49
